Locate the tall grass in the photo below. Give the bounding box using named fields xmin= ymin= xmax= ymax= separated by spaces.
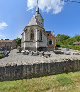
xmin=0 ymin=72 xmax=80 ymax=92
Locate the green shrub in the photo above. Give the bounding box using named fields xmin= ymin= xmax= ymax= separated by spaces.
xmin=0 ymin=53 xmax=4 ymax=59
xmin=61 ymin=45 xmax=80 ymax=51
xmin=72 ymin=46 xmax=80 ymax=51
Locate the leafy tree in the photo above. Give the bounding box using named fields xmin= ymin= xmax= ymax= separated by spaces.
xmin=73 ymin=35 xmax=80 ymax=42
xmin=56 ymin=34 xmax=80 ymax=51
xmin=57 ymin=34 xmax=70 ymax=42
xmin=16 ymin=38 xmax=21 ymax=47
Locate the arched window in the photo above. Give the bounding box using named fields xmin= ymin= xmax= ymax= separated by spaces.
xmin=39 ymin=31 xmax=42 ymax=41
xmin=49 ymin=40 xmax=52 ymax=45
xmin=30 ymin=30 xmax=34 ymax=40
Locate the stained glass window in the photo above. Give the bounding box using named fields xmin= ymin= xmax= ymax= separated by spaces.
xmin=39 ymin=31 xmax=42 ymax=41
xmin=30 ymin=30 xmax=34 ymax=40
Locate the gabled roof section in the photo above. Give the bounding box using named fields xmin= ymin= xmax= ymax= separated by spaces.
xmin=46 ymin=31 xmax=52 ymax=34
xmin=28 ymin=8 xmax=44 ymax=28
xmin=28 ymin=15 xmax=37 ymax=26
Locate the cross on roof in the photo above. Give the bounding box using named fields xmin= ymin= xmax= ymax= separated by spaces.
xmin=36 ymin=0 xmax=39 ymax=14
xmin=37 ymin=0 xmax=38 ymax=6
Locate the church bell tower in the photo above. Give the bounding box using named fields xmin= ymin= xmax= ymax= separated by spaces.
xmin=21 ymin=0 xmax=47 ymax=51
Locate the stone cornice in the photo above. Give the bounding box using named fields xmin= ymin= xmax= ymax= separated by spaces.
xmin=21 ymin=40 xmax=43 ymax=43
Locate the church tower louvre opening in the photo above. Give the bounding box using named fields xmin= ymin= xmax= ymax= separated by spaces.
xmin=21 ymin=0 xmax=56 ymax=51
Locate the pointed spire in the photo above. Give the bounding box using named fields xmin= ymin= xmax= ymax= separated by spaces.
xmin=36 ymin=0 xmax=39 ymax=14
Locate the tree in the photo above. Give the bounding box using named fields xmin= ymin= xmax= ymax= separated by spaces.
xmin=56 ymin=34 xmax=70 ymax=43
xmin=56 ymin=34 xmax=80 ymax=50
xmin=73 ymin=35 xmax=80 ymax=42
xmin=16 ymin=38 xmax=21 ymax=47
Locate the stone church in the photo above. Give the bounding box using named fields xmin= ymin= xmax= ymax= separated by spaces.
xmin=21 ymin=5 xmax=56 ymax=51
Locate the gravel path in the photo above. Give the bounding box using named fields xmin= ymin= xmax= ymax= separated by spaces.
xmin=0 ymin=49 xmax=80 ymax=66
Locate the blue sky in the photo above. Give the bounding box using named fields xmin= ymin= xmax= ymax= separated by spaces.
xmin=0 ymin=0 xmax=80 ymax=40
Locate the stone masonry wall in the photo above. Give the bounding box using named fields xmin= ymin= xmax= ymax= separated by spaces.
xmin=0 ymin=60 xmax=80 ymax=81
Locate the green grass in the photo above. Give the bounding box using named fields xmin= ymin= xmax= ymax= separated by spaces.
xmin=61 ymin=45 xmax=80 ymax=51
xmin=56 ymin=74 xmax=74 ymax=86
xmin=1 ymin=72 xmax=80 ymax=92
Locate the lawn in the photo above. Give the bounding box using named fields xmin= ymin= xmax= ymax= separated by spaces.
xmin=0 ymin=72 xmax=80 ymax=92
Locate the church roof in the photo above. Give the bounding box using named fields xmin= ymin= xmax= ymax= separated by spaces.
xmin=28 ymin=8 xmax=44 ymax=28
xmin=28 ymin=15 xmax=37 ymax=26
xmin=46 ymin=31 xmax=52 ymax=34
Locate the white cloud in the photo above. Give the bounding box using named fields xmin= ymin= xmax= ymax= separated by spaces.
xmin=0 ymin=35 xmax=6 ymax=39
xmin=17 ymin=34 xmax=22 ymax=38
xmin=0 ymin=22 xmax=8 ymax=30
xmin=27 ymin=0 xmax=64 ymax=14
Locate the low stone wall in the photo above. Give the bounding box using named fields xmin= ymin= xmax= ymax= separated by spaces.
xmin=0 ymin=60 xmax=80 ymax=81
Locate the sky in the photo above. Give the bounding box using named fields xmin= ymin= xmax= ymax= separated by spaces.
xmin=0 ymin=0 xmax=80 ymax=40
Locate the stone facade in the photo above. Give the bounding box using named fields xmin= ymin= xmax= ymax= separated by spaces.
xmin=0 ymin=40 xmax=17 ymax=50
xmin=0 ymin=60 xmax=80 ymax=81
xmin=21 ymin=25 xmax=47 ymax=51
xmin=21 ymin=7 xmax=56 ymax=51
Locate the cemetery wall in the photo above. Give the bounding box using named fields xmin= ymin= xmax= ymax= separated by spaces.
xmin=0 ymin=60 xmax=80 ymax=81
